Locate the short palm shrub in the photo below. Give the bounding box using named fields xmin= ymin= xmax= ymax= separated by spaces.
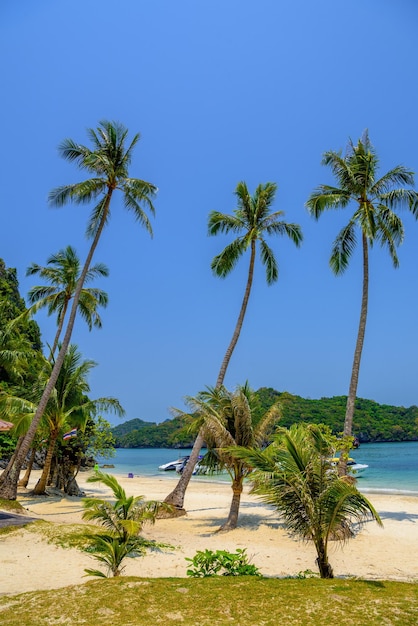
xmin=82 ymin=470 xmax=171 ymax=577
xmin=234 ymin=423 xmax=382 ymax=578
xmin=186 ymin=548 xmax=261 ymax=577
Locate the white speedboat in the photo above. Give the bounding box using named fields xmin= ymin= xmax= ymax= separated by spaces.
xmin=158 ymin=456 xmax=189 ymax=471
xmin=330 ymin=457 xmax=368 ymax=474
xmin=347 ymin=459 xmax=368 ymax=474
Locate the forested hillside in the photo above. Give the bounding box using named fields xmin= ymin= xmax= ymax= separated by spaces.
xmin=112 ymin=388 xmax=418 ymax=448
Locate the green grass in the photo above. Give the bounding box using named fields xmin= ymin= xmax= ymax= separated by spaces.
xmin=0 ymin=578 xmax=417 ymax=625
xmin=25 ymin=520 xmax=102 ymax=549
xmin=0 ymin=497 xmax=25 ymax=512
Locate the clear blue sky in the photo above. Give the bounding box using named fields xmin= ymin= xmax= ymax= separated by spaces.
xmin=2 ymin=1 xmax=418 ymax=425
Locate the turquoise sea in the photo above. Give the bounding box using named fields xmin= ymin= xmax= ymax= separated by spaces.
xmin=97 ymin=441 xmax=418 ymax=496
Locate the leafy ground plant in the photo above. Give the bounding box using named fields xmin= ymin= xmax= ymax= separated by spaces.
xmin=82 ymin=470 xmax=172 ymax=577
xmin=186 ymin=548 xmax=261 ymax=577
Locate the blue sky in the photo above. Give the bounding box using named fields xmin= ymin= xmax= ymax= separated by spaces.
xmin=2 ymin=1 xmax=418 ymax=425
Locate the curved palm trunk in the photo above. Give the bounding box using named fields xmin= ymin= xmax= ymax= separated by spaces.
xmin=50 ymin=303 xmax=68 ymax=360
xmin=218 ymin=474 xmax=243 ymax=532
xmin=32 ymin=431 xmax=58 ymax=495
xmin=18 ymin=446 xmax=36 ymax=488
xmin=163 ymin=243 xmax=257 ymax=512
xmin=0 ymin=193 xmax=113 ymax=500
xmin=339 ymin=233 xmax=369 ymax=476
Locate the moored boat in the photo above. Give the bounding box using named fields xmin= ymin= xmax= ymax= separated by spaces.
xmin=158 ymin=456 xmax=189 ymax=471
xmin=330 ymin=457 xmax=368 ymax=474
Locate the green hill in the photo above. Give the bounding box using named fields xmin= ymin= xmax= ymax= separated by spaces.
xmin=111 ymin=388 xmax=418 ymax=448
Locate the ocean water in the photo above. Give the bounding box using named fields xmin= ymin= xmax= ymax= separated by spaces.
xmin=97 ymin=441 xmax=418 ymax=495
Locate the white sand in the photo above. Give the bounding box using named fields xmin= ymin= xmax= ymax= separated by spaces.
xmin=1 ymin=469 xmax=418 ymax=596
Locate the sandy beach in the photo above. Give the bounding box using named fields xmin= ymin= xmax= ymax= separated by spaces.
xmin=1 ymin=469 xmax=418 ymax=596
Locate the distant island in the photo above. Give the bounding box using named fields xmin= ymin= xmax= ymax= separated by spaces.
xmin=111 ymin=388 xmax=418 ymax=448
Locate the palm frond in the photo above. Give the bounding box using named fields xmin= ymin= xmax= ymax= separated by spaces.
xmin=210 ymin=238 xmax=247 ymax=278
xmin=259 ymin=240 xmax=278 ymax=285
xmin=329 ymin=222 xmax=357 ymax=275
xmin=208 ymin=211 xmax=244 ymax=236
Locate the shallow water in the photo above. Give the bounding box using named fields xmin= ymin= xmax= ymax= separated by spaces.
xmin=97 ymin=441 xmax=418 ymax=495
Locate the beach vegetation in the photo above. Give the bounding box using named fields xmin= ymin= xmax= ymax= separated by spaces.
xmin=234 ymin=423 xmax=382 ymax=578
xmin=178 ymin=383 xmax=281 ymax=530
xmin=0 ymin=121 xmax=157 ymax=501
xmin=164 ymin=181 xmax=302 ymax=513
xmin=0 ymin=496 xmax=24 ymax=513
xmin=306 ymin=131 xmax=418 ymax=474
xmin=186 ymin=548 xmax=261 ymax=577
xmin=0 ymin=345 xmax=123 ymax=496
xmin=25 ymin=245 xmax=109 ymax=359
xmin=82 ymin=470 xmax=172 ymax=577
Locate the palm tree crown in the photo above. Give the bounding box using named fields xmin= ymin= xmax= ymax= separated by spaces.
xmin=306 ymin=131 xmax=417 ymax=273
xmin=49 ymin=120 xmax=157 ymax=238
xmin=179 ymin=383 xmax=281 ymax=531
xmin=26 ymin=246 xmax=109 ymax=357
xmin=209 ymin=181 xmax=302 ymax=284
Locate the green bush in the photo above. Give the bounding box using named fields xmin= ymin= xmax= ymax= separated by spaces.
xmin=186 ymin=548 xmax=261 ymax=577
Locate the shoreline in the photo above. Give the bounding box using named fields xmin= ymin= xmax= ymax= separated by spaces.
xmin=97 ymin=466 xmax=418 ymax=498
xmin=1 ymin=469 xmax=418 ymax=595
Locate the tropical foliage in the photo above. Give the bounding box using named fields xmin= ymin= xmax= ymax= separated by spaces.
xmin=177 ymin=384 xmax=281 ymax=530
xmin=26 ymin=245 xmax=109 ymax=358
xmin=0 ymin=120 xmax=157 ymax=500
xmin=234 ymin=423 xmax=382 ymax=578
xmin=82 ymin=471 xmax=171 ymax=577
xmin=186 ymin=548 xmax=261 ymax=577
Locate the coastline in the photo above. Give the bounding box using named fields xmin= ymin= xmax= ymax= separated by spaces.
xmin=1 ymin=469 xmax=418 ymax=596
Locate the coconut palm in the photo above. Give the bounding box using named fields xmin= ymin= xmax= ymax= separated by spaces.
xmin=32 ymin=344 xmax=124 ymax=495
xmin=181 ymin=383 xmax=281 ymax=531
xmin=235 ymin=423 xmax=382 ymax=578
xmin=26 ymin=245 xmax=109 ymax=358
xmin=164 ymin=181 xmax=302 ymax=512
xmin=83 ymin=471 xmax=170 ymax=577
xmin=0 ymin=120 xmax=157 ymax=500
xmin=306 ymin=131 xmax=418 ymax=472
xmin=0 ymin=345 xmax=124 ymax=495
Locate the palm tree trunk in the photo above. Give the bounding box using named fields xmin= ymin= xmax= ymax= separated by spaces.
xmin=339 ymin=233 xmax=369 ymax=476
xmin=50 ymin=305 xmax=68 ymax=360
xmin=163 ymin=244 xmax=257 ymax=513
xmin=216 ymin=241 xmax=256 ymax=387
xmin=32 ymin=432 xmax=57 ymax=495
xmin=315 ymin=537 xmax=334 ymax=578
xmin=18 ymin=446 xmax=36 ymax=488
xmin=0 ymin=192 xmax=113 ymax=500
xmin=218 ymin=475 xmax=243 ymax=532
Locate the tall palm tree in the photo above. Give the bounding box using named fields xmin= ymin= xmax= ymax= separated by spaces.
xmin=164 ymin=181 xmax=302 ymax=512
xmin=26 ymin=245 xmax=109 ymax=358
xmin=235 ymin=423 xmax=382 ymax=578
xmin=181 ymin=383 xmax=281 ymax=531
xmin=306 ymin=132 xmax=418 ymax=472
xmin=0 ymin=120 xmax=157 ymax=500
